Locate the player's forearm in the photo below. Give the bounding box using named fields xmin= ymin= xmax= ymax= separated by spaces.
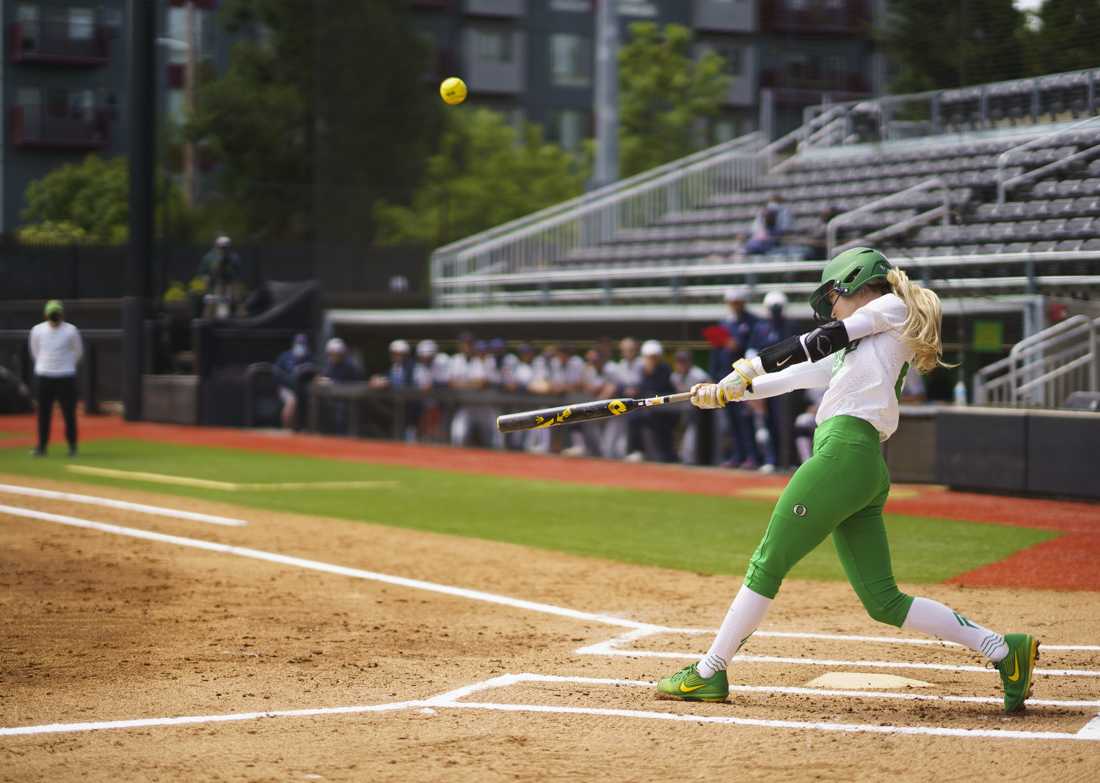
xmin=742 ymin=360 xmax=831 ymax=400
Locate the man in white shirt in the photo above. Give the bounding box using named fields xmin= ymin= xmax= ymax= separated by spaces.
xmin=28 ymin=300 xmax=83 ymax=457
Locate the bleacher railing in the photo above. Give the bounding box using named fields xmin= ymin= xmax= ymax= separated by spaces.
xmin=973 ymin=315 xmax=1100 ymax=408
xmin=433 ymin=250 xmax=1100 ymax=308
xmin=996 ymin=114 xmax=1100 ymax=203
xmin=430 ymin=131 xmax=767 ymax=306
xmin=827 ymin=177 xmax=951 ymax=256
xmin=803 ymin=67 xmax=1100 ymax=147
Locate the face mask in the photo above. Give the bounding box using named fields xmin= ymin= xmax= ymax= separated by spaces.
xmin=292 ymin=344 xmax=307 ymax=358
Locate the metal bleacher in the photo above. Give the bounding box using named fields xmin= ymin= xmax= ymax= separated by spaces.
xmin=430 ymin=69 xmax=1100 ymax=319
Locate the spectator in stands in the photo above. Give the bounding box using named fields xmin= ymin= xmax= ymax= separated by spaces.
xmin=746 ymin=291 xmax=793 ymax=472
xmin=552 ymin=342 xmax=586 ymax=394
xmin=794 ymin=388 xmax=825 ymax=465
xmin=412 ymin=339 xmax=447 ymax=441
xmin=501 ymin=343 xmax=536 ymax=394
xmin=603 ymin=337 xmax=643 ymax=458
xmin=671 ymin=350 xmax=711 ymax=465
xmin=449 ymin=334 xmax=498 ymax=448
xmin=712 ymin=288 xmax=762 ymax=468
xmin=319 ymin=337 xmax=364 ymax=384
xmin=368 ymin=340 xmax=417 ymax=441
xmin=563 ymin=347 xmax=618 ymax=458
xmin=198 ymin=235 xmax=243 ymax=318
xmin=273 ymin=333 xmax=314 ymax=429
xmin=626 ymin=340 xmax=677 ymax=463
xmin=29 ymin=300 xmax=82 ymax=457
xmin=369 ymin=340 xmax=414 ymax=389
xmin=744 ymin=195 xmax=793 ymax=256
xmin=802 ymin=205 xmax=841 ymax=261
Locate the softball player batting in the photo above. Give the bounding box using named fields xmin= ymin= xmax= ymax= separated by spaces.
xmin=657 ymin=247 xmax=1038 ymax=713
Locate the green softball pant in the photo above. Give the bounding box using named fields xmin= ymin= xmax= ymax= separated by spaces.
xmin=743 ymin=414 xmax=914 ymax=627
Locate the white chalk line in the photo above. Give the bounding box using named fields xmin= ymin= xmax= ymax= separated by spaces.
xmin=65 ymin=465 xmax=396 ymax=492
xmin=3 ymin=501 xmax=1098 ymax=743
xmin=0 ymin=482 xmax=247 ymax=527
xmin=4 ymin=673 xmax=1098 ymax=742
xmin=651 ymin=626 xmax=1100 ymax=653
xmin=577 ymin=630 xmax=1100 ymax=677
xmin=0 ymin=504 xmax=654 ymax=631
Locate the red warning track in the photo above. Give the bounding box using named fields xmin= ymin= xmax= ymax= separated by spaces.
xmin=2 ymin=413 xmax=1097 ymax=590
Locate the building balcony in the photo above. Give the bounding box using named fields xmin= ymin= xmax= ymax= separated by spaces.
xmin=464 ymin=0 xmax=526 ymax=15
xmin=8 ymin=21 xmax=111 ymax=66
xmin=10 ymin=105 xmax=111 ymax=151
xmin=761 ymin=0 xmax=871 ymax=35
xmin=694 ymin=0 xmax=757 ymax=33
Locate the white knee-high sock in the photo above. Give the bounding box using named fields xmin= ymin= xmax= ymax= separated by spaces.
xmin=697 ymin=584 xmax=772 ymax=678
xmin=902 ymin=597 xmax=1009 ymax=662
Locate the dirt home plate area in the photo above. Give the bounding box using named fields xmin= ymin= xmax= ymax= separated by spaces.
xmin=0 ymin=423 xmax=1098 ymax=781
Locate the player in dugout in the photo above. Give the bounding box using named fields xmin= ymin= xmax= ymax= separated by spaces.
xmin=655 ymin=248 xmax=1038 ymax=714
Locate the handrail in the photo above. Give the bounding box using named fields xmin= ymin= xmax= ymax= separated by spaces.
xmin=762 ymin=105 xmax=847 ymax=172
xmin=973 ymin=315 xmax=1100 ymax=406
xmin=431 ymin=131 xmax=764 ymax=257
xmin=996 ymin=115 xmax=1100 ymax=203
xmin=825 ymin=177 xmax=950 ymax=256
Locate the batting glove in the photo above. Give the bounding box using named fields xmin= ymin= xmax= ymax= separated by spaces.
xmin=716 ymin=357 xmax=763 ymax=404
xmin=690 ymin=382 xmax=724 ymax=409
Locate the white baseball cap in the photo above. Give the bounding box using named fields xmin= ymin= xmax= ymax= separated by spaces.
xmin=724 ymin=286 xmax=750 ymax=302
xmin=215 ymin=235 xmax=231 ymax=247
xmin=763 ymin=291 xmax=788 ymax=308
xmin=640 ymin=339 xmax=663 ymax=357
xmin=416 ymin=339 xmax=438 ymax=357
xmin=325 ymin=337 xmax=347 ymax=354
xmin=389 ymin=339 xmax=410 ymax=354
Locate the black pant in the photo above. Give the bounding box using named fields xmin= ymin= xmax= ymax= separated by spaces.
xmin=36 ymin=375 xmax=78 ymax=451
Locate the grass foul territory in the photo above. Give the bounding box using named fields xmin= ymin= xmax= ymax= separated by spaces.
xmin=0 ymin=438 xmax=1055 ymax=583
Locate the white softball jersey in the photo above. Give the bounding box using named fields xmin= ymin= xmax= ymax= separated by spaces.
xmin=29 ymin=321 xmax=84 ymax=377
xmin=744 ymin=293 xmax=914 ymax=441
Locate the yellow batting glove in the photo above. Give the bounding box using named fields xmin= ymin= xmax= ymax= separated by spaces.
xmin=716 ymin=357 xmax=762 ymax=404
xmin=689 ymin=382 xmax=725 ymax=409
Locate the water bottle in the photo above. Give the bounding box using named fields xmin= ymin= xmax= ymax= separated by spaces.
xmin=953 ymin=379 xmax=968 ymax=406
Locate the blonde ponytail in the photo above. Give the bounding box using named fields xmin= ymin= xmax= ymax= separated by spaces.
xmin=886 ymin=267 xmax=952 ymax=373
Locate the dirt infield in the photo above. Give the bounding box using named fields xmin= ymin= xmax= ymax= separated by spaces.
xmin=1 ymin=475 xmax=1098 ymax=782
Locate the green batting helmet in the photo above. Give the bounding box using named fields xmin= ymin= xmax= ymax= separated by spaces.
xmin=809 ymin=247 xmax=892 ymax=320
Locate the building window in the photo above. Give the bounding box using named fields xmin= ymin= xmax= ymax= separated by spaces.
xmin=550 ymin=34 xmax=591 ymax=87
xmin=698 ymin=42 xmax=743 ymax=77
xmin=472 ymin=27 xmax=513 ymax=64
xmin=551 ymin=110 xmax=586 ymax=151
xmin=17 ymin=3 xmax=40 ymax=49
xmin=68 ymin=7 xmax=95 ymax=41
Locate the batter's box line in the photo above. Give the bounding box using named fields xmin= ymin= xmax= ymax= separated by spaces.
xmin=4 ymin=673 xmax=1099 ymax=742
xmin=577 ymin=629 xmax=1100 ymax=677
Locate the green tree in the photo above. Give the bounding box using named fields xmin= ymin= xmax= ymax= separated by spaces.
xmin=373 ymin=109 xmax=587 ymax=247
xmin=878 ymin=0 xmax=1032 ymax=93
xmin=188 ymin=0 xmax=438 ymax=243
xmin=617 ymin=22 xmax=730 ymax=177
xmin=19 ymin=155 xmax=189 ymax=245
xmin=1032 ymin=0 xmax=1100 ymax=75
xmin=21 ymin=155 xmax=130 ymax=244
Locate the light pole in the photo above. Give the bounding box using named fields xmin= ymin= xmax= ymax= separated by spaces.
xmin=155 ymin=4 xmax=196 ymax=207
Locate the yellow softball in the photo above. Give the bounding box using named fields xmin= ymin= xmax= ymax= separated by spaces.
xmin=440 ymin=77 xmax=468 ymax=105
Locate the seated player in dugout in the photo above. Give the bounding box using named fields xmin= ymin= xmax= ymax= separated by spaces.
xmin=655 ymin=247 xmax=1038 ymax=714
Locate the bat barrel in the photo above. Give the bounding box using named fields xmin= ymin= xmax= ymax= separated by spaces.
xmin=496 ymin=398 xmax=638 ymax=433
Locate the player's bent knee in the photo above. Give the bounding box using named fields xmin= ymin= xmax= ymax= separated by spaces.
xmin=860 ymin=590 xmax=913 ymax=628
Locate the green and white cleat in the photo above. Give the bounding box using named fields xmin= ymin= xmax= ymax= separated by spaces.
xmin=655 ymin=664 xmax=729 ymax=703
xmin=997 ymin=633 xmax=1039 ymax=713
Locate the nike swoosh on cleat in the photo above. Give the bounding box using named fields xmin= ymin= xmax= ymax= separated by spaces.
xmin=679 ymin=682 xmax=706 ymax=693
xmin=1007 ymin=653 xmax=1021 ymax=682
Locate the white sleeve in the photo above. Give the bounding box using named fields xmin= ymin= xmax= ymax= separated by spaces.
xmin=28 ymin=325 xmax=38 ymax=360
xmin=742 ymin=356 xmax=832 ymax=400
xmin=843 ymin=293 xmax=907 ymax=341
xmin=72 ymin=327 xmax=84 ymax=362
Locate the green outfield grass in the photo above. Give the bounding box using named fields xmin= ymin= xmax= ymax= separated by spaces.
xmin=0 ymin=438 xmax=1055 ymax=583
